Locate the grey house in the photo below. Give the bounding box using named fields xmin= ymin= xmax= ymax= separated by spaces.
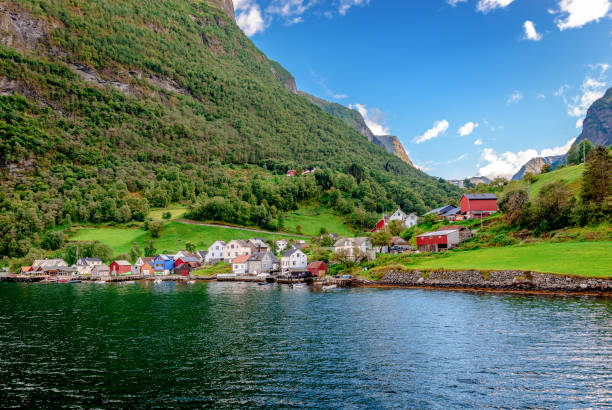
xmin=247 ymin=252 xmax=279 ymax=275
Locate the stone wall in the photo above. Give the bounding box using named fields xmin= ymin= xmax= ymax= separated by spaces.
xmin=378 ymin=270 xmax=612 ymax=293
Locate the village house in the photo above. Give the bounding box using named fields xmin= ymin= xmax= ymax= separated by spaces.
xmin=232 ymin=254 xmax=250 ymax=275
xmin=390 ymin=236 xmax=413 ymax=253
xmin=110 ymin=260 xmax=131 ymax=276
xmin=175 ymin=256 xmax=201 ymax=276
xmin=276 ymin=239 xmax=289 ymax=253
xmin=247 ymin=252 xmax=279 ymax=275
xmin=197 ymin=250 xmax=208 ymax=262
xmin=307 ymin=261 xmax=329 ymax=277
xmin=76 ymin=257 xmax=103 ymax=267
xmin=175 ymin=251 xmax=200 ymax=262
xmin=334 ymin=237 xmax=374 ymax=262
xmin=416 ymin=229 xmax=462 ymax=252
xmin=223 ymin=240 xmax=252 ymax=262
xmin=73 ymin=263 xmax=93 ymax=275
xmin=153 ymin=255 xmax=175 ymax=274
xmin=91 ymin=264 xmax=110 ymax=278
xmin=286 ymin=169 xmax=296 ymax=177
xmin=32 ymin=259 xmax=68 ymax=270
xmin=206 ymin=240 xmax=226 ymax=263
xmin=132 ymin=256 xmax=155 ymax=274
xmin=20 ymin=266 xmax=33 ymax=274
xmin=439 ymin=225 xmax=473 ymax=242
xmin=423 ymin=205 xmax=456 ymax=219
xmin=372 ymin=208 xmax=418 ymax=232
xmin=248 ymin=238 xmax=270 ymax=253
xmin=281 ymin=248 xmax=308 ymax=272
xmin=460 ymin=193 xmax=498 ymax=219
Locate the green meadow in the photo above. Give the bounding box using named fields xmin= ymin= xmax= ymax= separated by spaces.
xmin=71 ymin=221 xmax=299 ymax=255
xmin=284 ymin=206 xmax=354 ymax=237
xmin=404 ymin=241 xmax=611 ymax=277
xmin=530 ymin=164 xmax=584 ymax=199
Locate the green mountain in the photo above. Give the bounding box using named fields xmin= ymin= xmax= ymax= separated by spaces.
xmin=0 ymin=0 xmax=460 ymax=258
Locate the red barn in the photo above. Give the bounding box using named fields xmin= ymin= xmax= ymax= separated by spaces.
xmin=416 ymin=229 xmax=461 ymax=252
xmin=460 ymin=193 xmax=498 ymax=218
xmin=286 ymin=170 xmax=296 ymax=177
xmin=110 ymin=260 xmax=131 ymax=275
xmin=174 ymin=257 xmax=201 ymax=276
xmin=307 ymin=261 xmax=329 ymax=277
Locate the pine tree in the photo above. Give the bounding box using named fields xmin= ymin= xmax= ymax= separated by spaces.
xmin=581 ymin=146 xmax=612 ymax=203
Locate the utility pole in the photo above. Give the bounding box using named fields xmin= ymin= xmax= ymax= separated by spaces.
xmin=582 ymin=142 xmax=586 ymax=163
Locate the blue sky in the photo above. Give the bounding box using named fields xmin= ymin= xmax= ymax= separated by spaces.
xmin=232 ymin=0 xmax=612 ymax=179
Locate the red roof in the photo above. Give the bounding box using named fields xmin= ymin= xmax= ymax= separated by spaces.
xmin=232 ymin=254 xmax=250 ymax=264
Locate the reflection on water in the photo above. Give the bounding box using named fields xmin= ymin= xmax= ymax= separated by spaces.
xmin=0 ymin=282 xmax=611 ymax=407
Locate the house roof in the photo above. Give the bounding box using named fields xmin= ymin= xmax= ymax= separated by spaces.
xmin=248 ymin=252 xmax=279 ymax=262
xmin=78 ymin=257 xmax=102 ymax=263
xmin=463 ymin=193 xmax=497 ymax=200
xmin=178 ymin=256 xmax=200 ymax=263
xmin=391 ymin=236 xmax=410 ymax=245
xmin=424 ymin=205 xmax=456 ymax=216
xmin=140 ymin=257 xmax=156 ymax=263
xmin=307 ymin=261 xmax=328 ymax=269
xmin=113 ymin=260 xmax=131 ymax=266
xmin=177 ymin=251 xmax=199 ymax=258
xmin=197 ymin=250 xmax=208 ymax=257
xmin=334 ymin=237 xmax=370 ymax=247
xmin=92 ymin=264 xmax=110 ymax=271
xmin=439 ymin=225 xmax=468 ymax=231
xmin=282 ymin=248 xmax=304 ymax=258
xmin=417 ymin=229 xmax=459 ymax=237
xmin=21 ymin=266 xmax=32 ymax=272
xmin=232 ymin=254 xmax=250 ymax=264
xmin=442 ymin=207 xmax=461 ymax=216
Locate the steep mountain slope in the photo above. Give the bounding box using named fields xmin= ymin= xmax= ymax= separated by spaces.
xmin=512 ymin=87 xmax=611 ymax=180
xmin=512 ymin=155 xmax=566 ymax=180
xmin=298 ymin=91 xmax=413 ymax=165
xmin=0 ymin=0 xmax=461 ymax=258
xmin=572 ymin=87 xmax=612 ymax=148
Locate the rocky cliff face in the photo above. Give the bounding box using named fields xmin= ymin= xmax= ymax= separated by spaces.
xmin=373 ymin=135 xmax=414 ymax=167
xmin=204 ymin=0 xmax=235 ymax=20
xmin=573 ymin=87 xmax=612 ymax=148
xmin=297 ymin=91 xmax=414 ymax=166
xmin=512 ymin=155 xmax=565 ymax=180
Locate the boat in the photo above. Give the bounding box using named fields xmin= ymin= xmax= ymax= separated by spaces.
xmin=124 ymin=280 xmax=135 ymax=284
xmin=322 ymin=284 xmax=337 ymax=291
xmin=257 ymin=282 xmax=267 ymax=286
xmin=96 ymin=280 xmax=107 ymax=284
xmin=154 ymin=279 xmax=163 ymax=284
xmin=187 ymin=280 xmax=195 ymax=284
xmin=67 ymin=280 xmax=81 ymax=284
xmin=292 ymin=283 xmax=307 ymax=288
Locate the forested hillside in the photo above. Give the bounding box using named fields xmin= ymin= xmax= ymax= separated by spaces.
xmin=0 ymin=0 xmax=461 ymax=258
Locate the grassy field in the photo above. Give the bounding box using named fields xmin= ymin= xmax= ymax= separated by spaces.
xmin=148 ymin=205 xmax=187 ymax=221
xmin=284 ymin=206 xmax=353 ymax=236
xmin=530 ymin=164 xmax=584 ymax=198
xmin=399 ymin=241 xmax=611 ymax=277
xmin=71 ymin=221 xmax=300 ymax=256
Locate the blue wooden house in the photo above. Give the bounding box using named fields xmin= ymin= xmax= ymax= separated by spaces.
xmin=153 ymin=255 xmax=175 ymax=274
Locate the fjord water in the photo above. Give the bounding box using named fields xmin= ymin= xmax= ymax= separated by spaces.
xmin=1 ymin=282 xmax=611 ymax=408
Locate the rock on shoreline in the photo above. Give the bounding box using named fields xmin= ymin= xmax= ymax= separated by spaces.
xmin=377 ymin=270 xmax=612 ymax=293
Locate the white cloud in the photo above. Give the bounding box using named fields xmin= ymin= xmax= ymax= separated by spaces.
xmin=413 ymin=120 xmax=449 ymax=144
xmin=234 ymin=0 xmax=266 ymax=36
xmin=447 ymin=154 xmax=468 ymax=164
xmin=553 ymin=0 xmax=611 ymax=30
xmin=311 ymin=70 xmax=348 ymax=100
xmin=477 ymin=0 xmax=515 ymax=13
xmin=474 ymin=138 xmax=483 ymax=145
xmin=350 ymin=104 xmax=390 ymax=136
xmin=477 ymin=138 xmax=577 ymax=179
xmin=589 ymin=62 xmax=610 ymax=74
xmin=447 ymin=0 xmax=468 ymax=6
xmin=506 ymin=90 xmax=523 ymax=105
xmin=554 ymin=84 xmax=571 ymax=96
xmin=266 ymin=0 xmax=316 ymax=18
xmin=565 ymin=76 xmax=607 ymax=127
xmin=523 ymin=20 xmax=542 ymax=41
xmin=338 ymin=0 xmax=370 ymax=15
xmin=537 ymin=93 xmax=546 ymax=100
xmin=458 ymin=121 xmax=479 ymax=136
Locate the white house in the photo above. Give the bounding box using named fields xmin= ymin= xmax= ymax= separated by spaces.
xmin=387 ymin=209 xmax=418 ymax=228
xmin=280 ymin=249 xmax=307 ymax=272
xmin=206 ymin=240 xmax=226 ymax=263
xmin=334 ymin=237 xmax=374 ymax=262
xmin=232 ymin=254 xmax=250 ymax=275
xmin=276 ymin=239 xmax=289 ymax=253
xmin=224 ymin=240 xmax=252 ymax=262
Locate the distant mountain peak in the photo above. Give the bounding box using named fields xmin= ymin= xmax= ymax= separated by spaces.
xmin=205 ymin=0 xmax=235 ymax=20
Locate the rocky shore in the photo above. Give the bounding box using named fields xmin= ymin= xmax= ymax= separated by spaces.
xmin=374 ymin=270 xmax=612 ymax=294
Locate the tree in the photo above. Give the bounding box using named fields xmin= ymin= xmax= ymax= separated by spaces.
xmin=116 ymin=253 xmax=130 ymax=262
xmin=149 ymin=221 xmax=163 ymax=238
xmin=463 ymin=178 xmax=474 ymax=189
xmin=581 ymin=146 xmax=612 ymax=204
xmin=319 ymin=226 xmax=328 ymax=236
xmin=567 ymin=140 xmax=594 ymax=165
xmin=523 ymin=172 xmax=537 ymax=184
xmin=185 ymin=241 xmax=196 ymax=253
xmin=40 ymin=231 xmax=65 ymax=251
xmin=162 ymin=211 xmax=172 ymax=220
xmin=541 ymin=163 xmax=552 ymax=174
xmin=498 ymin=189 xmax=529 ymax=226
xmin=534 ymin=181 xmax=572 ymax=231
xmin=144 ymin=241 xmax=157 ymax=257
xmin=296 ymin=225 xmax=303 ymax=235
xmin=388 ymin=220 xmax=404 ymax=236
xmin=370 ymin=230 xmax=391 ymax=249
xmin=129 ymin=244 xmax=141 ymax=264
